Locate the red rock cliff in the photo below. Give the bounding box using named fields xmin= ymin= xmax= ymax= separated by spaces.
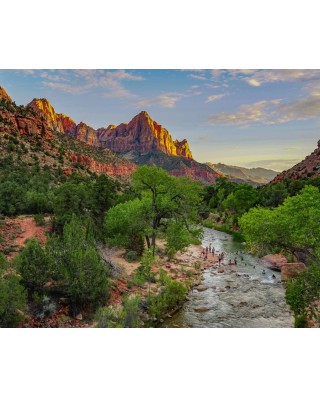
xmin=98 ymin=111 xmax=193 ymax=159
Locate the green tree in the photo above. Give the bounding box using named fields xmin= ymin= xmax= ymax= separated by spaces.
xmin=0 ymin=254 xmax=27 ymax=327
xmin=48 ymin=215 xmax=109 ymax=313
xmin=131 ymin=165 xmax=203 ymax=255
xmin=52 ymin=182 xmax=90 ymax=230
xmin=286 ymin=264 xmax=320 ymax=322
xmin=223 ymin=184 xmax=258 ymax=216
xmin=15 ymin=238 xmax=52 ymax=295
xmin=239 ymin=186 xmax=320 ymax=264
xmin=105 ymin=197 xmax=150 ymax=255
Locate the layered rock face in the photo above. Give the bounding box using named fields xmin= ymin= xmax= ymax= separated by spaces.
xmin=0 ymin=87 xmax=136 ymax=179
xmin=70 ymin=153 xmax=137 ymax=176
xmin=1 ymin=90 xmax=53 ymax=140
xmin=98 ymin=111 xmax=193 ymax=159
xmin=28 ymin=99 xmax=98 ymax=146
xmin=272 ymin=140 xmax=320 ymax=183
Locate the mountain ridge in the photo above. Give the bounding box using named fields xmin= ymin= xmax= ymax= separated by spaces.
xmin=207 ymin=162 xmax=278 ymax=184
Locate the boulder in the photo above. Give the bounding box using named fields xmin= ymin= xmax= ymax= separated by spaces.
xmin=196 ymin=285 xmax=208 ymax=292
xmin=281 ymin=263 xmax=307 ymax=281
xmin=261 ymin=254 xmax=287 ymax=271
xmin=194 ymin=307 xmax=210 ymax=313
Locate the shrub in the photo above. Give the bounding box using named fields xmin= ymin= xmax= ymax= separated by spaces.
xmin=47 ymin=215 xmax=109 ymax=312
xmin=34 ymin=214 xmax=45 ymax=226
xmin=15 ymin=238 xmax=52 ymax=295
xmin=147 ymin=277 xmax=187 ymax=320
xmin=124 ymin=250 xmax=139 ymax=262
xmin=0 ymin=254 xmax=27 ymax=327
xmin=294 ymin=315 xmax=308 ymax=328
xmin=95 ymin=295 xmax=144 ymax=328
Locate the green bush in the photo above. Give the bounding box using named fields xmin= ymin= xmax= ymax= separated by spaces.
xmin=15 ymin=238 xmax=52 ymax=295
xmin=124 ymin=250 xmax=139 ymax=262
xmin=294 ymin=315 xmax=308 ymax=328
xmin=95 ymin=295 xmax=144 ymax=328
xmin=34 ymin=214 xmax=45 ymax=226
xmin=147 ymin=278 xmax=187 ymax=320
xmin=47 ymin=215 xmax=109 ymax=311
xmin=0 ymin=254 xmax=27 ymax=327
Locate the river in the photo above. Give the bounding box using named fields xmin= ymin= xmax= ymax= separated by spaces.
xmin=162 ymin=227 xmax=294 ymax=328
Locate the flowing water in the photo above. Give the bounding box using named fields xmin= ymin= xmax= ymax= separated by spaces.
xmin=162 ymin=227 xmax=294 ymax=328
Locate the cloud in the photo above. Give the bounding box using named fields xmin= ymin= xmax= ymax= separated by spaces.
xmin=228 ymin=69 xmax=320 ymax=87
xmin=135 ymin=88 xmax=202 ymax=109
xmin=135 ymin=93 xmax=182 ymax=108
xmin=206 ymin=94 xmax=225 ymax=103
xmin=20 ymin=69 xmax=144 ymax=98
xmin=284 ymin=146 xmax=302 ymax=151
xmin=208 ymin=99 xmax=281 ymax=125
xmin=189 ymin=73 xmax=206 ymax=80
xmin=246 ymin=79 xmax=261 ymax=87
xmin=208 ymin=93 xmax=320 ymax=126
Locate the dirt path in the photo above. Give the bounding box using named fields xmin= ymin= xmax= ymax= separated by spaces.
xmin=0 ymin=216 xmax=49 ymax=259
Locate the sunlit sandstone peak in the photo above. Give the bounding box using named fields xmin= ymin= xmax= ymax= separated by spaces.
xmin=0 ymin=86 xmax=13 ymax=102
xmin=98 ymin=110 xmax=194 ymax=159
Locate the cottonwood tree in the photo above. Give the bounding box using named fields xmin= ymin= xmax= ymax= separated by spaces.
xmin=105 ymin=165 xmax=203 ymax=256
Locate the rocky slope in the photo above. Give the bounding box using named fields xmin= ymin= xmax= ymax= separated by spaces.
xmin=207 ymin=162 xmax=278 ymax=184
xmin=26 ymin=96 xmax=219 ymax=183
xmin=272 ymin=140 xmax=320 ymax=183
xmin=0 ymin=87 xmax=136 ymax=179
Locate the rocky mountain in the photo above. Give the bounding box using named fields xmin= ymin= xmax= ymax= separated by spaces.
xmin=272 ymin=140 xmax=320 ymax=183
xmin=28 ymin=97 xmax=219 ymax=183
xmin=0 ymin=87 xmax=136 ymax=179
xmin=97 ymin=111 xmax=193 ymax=158
xmin=207 ymin=162 xmax=278 ymax=184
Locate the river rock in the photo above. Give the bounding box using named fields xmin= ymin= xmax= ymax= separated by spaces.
xmin=217 ymin=268 xmax=225 ymax=273
xmin=261 ymin=254 xmax=287 ymax=271
xmin=196 ymin=285 xmax=208 ymax=292
xmin=281 ymin=263 xmax=307 ymax=281
xmin=194 ymin=307 xmax=210 ymax=313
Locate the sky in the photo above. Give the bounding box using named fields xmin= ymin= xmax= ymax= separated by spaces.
xmin=1 ymin=69 xmax=320 ymax=172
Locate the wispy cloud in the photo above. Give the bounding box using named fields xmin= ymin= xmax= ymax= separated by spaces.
xmin=19 ymin=69 xmax=144 ymax=98
xmin=284 ymin=146 xmax=302 ymax=151
xmin=135 ymin=93 xmax=182 ymax=108
xmin=135 ymin=88 xmax=201 ymax=109
xmin=208 ymin=92 xmax=320 ymax=126
xmin=206 ymin=94 xmax=225 ymax=103
xmin=208 ymin=99 xmax=281 ymax=125
xmin=229 ymin=69 xmax=320 ymax=87
xmin=189 ymin=73 xmax=207 ymax=80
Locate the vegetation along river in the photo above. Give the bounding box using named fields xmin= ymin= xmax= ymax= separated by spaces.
xmin=163 ymin=227 xmax=294 ymax=328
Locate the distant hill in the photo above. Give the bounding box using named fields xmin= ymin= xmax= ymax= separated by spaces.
xmin=271 ymin=140 xmax=320 ymax=183
xmin=206 ymin=163 xmax=278 ymax=184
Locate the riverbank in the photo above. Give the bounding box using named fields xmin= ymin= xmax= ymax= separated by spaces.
xmin=103 ymin=240 xmax=220 ymax=326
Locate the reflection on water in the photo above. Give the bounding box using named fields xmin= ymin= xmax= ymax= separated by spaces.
xmin=162 ymin=228 xmax=294 ymax=328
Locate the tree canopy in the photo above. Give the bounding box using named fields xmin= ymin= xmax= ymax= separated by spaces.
xmin=239 ymin=185 xmax=320 ymax=265
xmin=105 ymin=165 xmax=203 ymax=256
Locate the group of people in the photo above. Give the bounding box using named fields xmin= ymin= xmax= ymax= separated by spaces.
xmin=200 ymin=243 xmax=215 ymax=260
